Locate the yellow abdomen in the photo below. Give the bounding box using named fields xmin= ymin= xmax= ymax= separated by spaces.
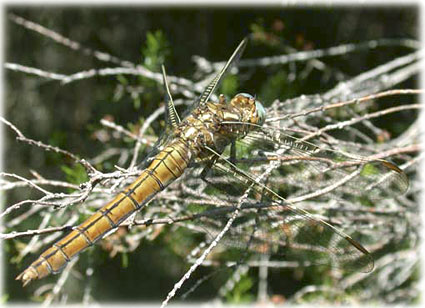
xmin=16 ymin=140 xmax=191 ymax=286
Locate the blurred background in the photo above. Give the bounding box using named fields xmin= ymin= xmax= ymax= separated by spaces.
xmin=3 ymin=4 xmax=419 ymax=305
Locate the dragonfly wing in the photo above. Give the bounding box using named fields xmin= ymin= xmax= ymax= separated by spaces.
xmin=231 ymin=124 xmax=409 ymax=202
xmin=193 ymin=38 xmax=248 ymax=109
xmin=147 ymin=65 xmax=182 ymax=152
xmin=161 ymin=65 xmax=181 ymax=128
xmin=197 ymin=146 xmax=374 ymax=273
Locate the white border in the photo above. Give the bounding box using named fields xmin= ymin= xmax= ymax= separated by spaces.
xmin=0 ymin=1 xmax=423 ymax=308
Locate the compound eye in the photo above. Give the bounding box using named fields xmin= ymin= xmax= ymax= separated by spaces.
xmin=236 ymin=93 xmax=254 ymax=100
xmin=255 ymin=101 xmax=266 ymax=126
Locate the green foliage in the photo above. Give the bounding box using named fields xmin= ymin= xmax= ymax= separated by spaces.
xmin=61 ymin=164 xmax=89 ymax=186
xmin=116 ymin=74 xmax=129 ymax=87
xmin=1 ymin=293 xmax=9 ymax=304
xmin=46 ymin=130 xmax=69 ymax=165
xmin=250 ymin=21 xmax=265 ymax=37
xmin=114 ymin=75 xmax=129 ymax=104
xmin=249 ymin=18 xmax=284 ymax=47
xmin=219 ymin=75 xmax=239 ymax=97
xmin=113 ymin=30 xmax=170 ymax=110
xmin=48 ymin=130 xmax=68 ymax=148
xmin=186 ymin=203 xmax=208 ymax=214
xmin=360 ymin=163 xmax=380 ymax=177
xmin=142 ymin=30 xmax=170 ymax=72
xmin=356 ymin=196 xmax=374 ymax=207
xmin=9 ymin=240 xmax=27 ymax=265
xmin=121 ymin=252 xmax=129 ymax=268
xmin=259 ymin=70 xmax=293 ymax=104
xmin=224 ymin=273 xmax=254 ymax=303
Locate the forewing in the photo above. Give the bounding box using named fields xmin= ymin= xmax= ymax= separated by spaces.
xmin=161 ymin=65 xmax=181 ymax=128
xmin=232 ymin=124 xmax=409 ymax=203
xmin=193 ymin=38 xmax=248 ymax=109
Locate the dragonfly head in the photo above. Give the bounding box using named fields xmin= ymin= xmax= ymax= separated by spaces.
xmin=233 ymin=93 xmax=266 ymax=126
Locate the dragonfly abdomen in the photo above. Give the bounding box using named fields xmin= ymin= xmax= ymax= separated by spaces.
xmin=16 ymin=140 xmax=192 ymax=286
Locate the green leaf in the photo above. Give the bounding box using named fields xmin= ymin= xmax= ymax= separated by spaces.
xmin=1 ymin=293 xmax=9 ymax=304
xmin=117 ymin=74 xmax=128 ymax=85
xmin=361 ymin=163 xmax=380 ymax=177
xmin=259 ymin=70 xmax=292 ymax=103
xmin=61 ymin=164 xmax=89 ymax=185
xmin=225 ymin=273 xmax=255 ymax=303
xmin=141 ymin=30 xmax=170 ymax=71
xmin=220 ymin=75 xmax=239 ymax=96
xmin=121 ymin=252 xmax=129 ymax=268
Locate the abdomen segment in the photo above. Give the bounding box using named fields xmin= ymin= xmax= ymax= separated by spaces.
xmin=16 ymin=140 xmax=191 ymax=286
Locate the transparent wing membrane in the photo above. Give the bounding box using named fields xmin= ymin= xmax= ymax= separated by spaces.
xmin=189 ymin=120 xmax=410 ymax=273
xmin=198 ymin=157 xmax=374 ymax=273
xmin=229 ymin=123 xmax=409 ymax=202
xmin=195 ymin=38 xmax=248 ymax=109
xmin=161 ymin=65 xmax=181 ymax=128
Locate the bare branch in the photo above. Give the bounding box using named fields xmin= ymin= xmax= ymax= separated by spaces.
xmin=1 ymin=116 xmax=97 ymax=174
xmin=286 ymin=89 xmax=422 ymax=120
xmin=300 ymin=104 xmax=421 ymax=142
xmin=9 ymin=13 xmax=136 ymax=68
xmin=5 ymin=63 xmax=68 ymax=80
xmin=224 ymin=39 xmax=420 ymax=68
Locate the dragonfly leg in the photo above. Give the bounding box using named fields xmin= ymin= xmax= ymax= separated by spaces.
xmin=230 ymin=140 xmax=237 ymax=164
xmin=200 ymin=156 xmax=219 ymax=181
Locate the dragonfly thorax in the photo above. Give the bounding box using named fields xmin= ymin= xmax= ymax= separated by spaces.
xmin=174 ymin=93 xmax=265 ymax=159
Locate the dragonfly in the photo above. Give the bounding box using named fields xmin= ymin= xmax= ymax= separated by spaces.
xmin=16 ymin=38 xmax=409 ymax=286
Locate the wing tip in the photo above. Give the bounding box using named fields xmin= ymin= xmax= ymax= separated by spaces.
xmin=380 ymin=159 xmax=410 ymax=194
xmin=345 ymin=235 xmax=375 ymax=273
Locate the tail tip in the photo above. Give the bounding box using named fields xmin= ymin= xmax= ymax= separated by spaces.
xmin=16 ymin=268 xmax=37 ymax=287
